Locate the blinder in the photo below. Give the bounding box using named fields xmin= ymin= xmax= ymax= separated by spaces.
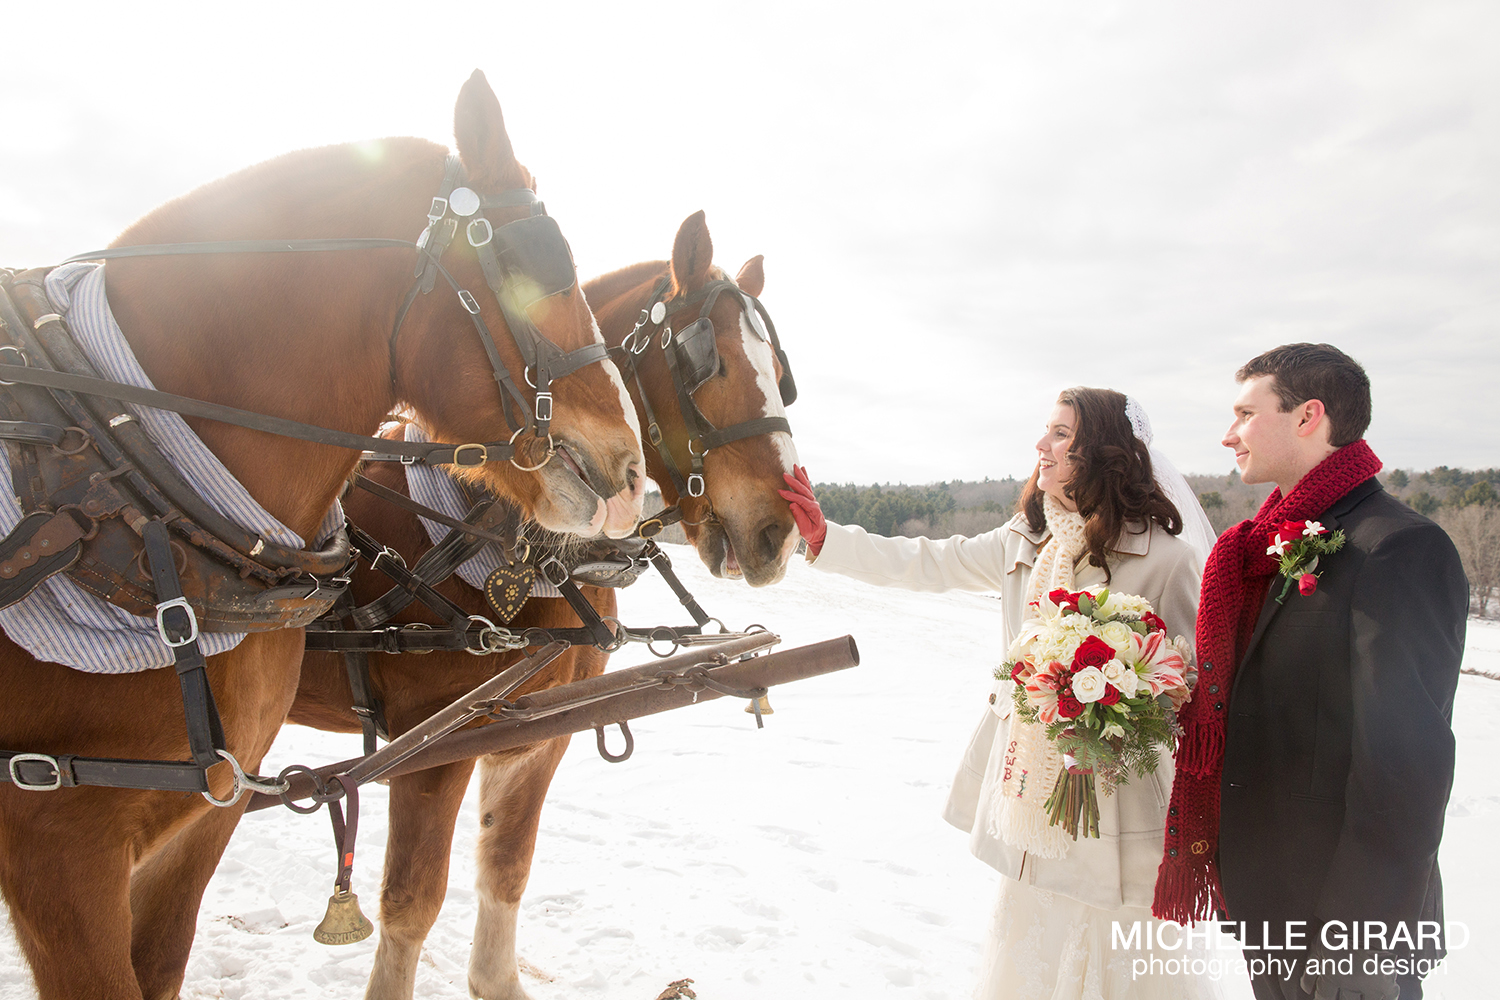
xmin=488 ymin=214 xmax=577 ymax=308
xmin=672 ymin=317 xmax=718 ymax=395
xmin=664 ymin=285 xmax=796 ymax=407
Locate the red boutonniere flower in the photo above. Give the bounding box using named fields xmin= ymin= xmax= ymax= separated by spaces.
xmin=1266 ymin=520 xmax=1345 ymax=603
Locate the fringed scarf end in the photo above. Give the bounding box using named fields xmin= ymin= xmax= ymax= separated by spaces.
xmin=1151 ymin=856 xmax=1218 ymax=925
xmin=994 ymin=801 xmax=1073 ymax=859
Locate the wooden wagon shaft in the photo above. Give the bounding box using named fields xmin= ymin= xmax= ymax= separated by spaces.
xmin=340 ymin=641 xmax=570 ymax=786
xmin=248 ymin=633 xmax=857 ymax=813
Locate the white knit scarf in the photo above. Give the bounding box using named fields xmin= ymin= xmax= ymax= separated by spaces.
xmin=989 ymin=491 xmax=1089 ymax=858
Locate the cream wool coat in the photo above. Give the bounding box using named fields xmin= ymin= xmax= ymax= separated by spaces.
xmin=812 ymin=512 xmax=1203 ymax=910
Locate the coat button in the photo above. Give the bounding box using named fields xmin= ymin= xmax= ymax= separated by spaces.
xmin=1169 ymin=807 xmax=1178 ymax=816
xmin=1168 ymin=826 xmax=1177 ymax=835
xmin=1214 ymin=703 xmax=1223 ymax=711
xmin=1202 ymin=662 xmax=1213 ymax=672
xmin=988 ymin=692 xmax=996 ymax=705
xmin=1208 ymin=684 xmax=1219 ymax=694
xmin=1168 ymin=848 xmax=1178 ymax=857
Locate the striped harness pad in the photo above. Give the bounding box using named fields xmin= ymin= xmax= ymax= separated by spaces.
xmin=0 ymin=263 xmax=340 ymax=673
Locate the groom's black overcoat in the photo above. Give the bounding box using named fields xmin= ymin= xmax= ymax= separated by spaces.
xmin=1218 ymin=478 xmax=1467 ymax=947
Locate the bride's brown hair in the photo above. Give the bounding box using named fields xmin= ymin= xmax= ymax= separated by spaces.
xmin=1019 ymin=387 xmax=1184 ymax=582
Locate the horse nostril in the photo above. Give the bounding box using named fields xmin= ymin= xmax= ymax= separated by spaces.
xmin=623 ymin=460 xmax=646 ymax=501
xmin=758 ymin=520 xmax=786 ymax=562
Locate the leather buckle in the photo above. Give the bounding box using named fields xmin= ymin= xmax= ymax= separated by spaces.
xmin=155 ymin=597 xmax=199 ymax=648
xmin=687 ymin=474 xmax=705 ymax=498
xmin=467 ymin=218 xmax=494 ymax=248
xmin=534 ymin=392 xmax=553 ymax=424
xmin=647 ymin=422 xmax=663 ymax=448
xmin=8 ymin=753 xmax=62 ymax=791
xmin=539 ymin=556 xmax=569 ymax=588
xmin=428 ymin=196 xmax=448 ymax=223
xmin=638 ymin=517 xmax=663 ymax=539
xmin=458 ymin=290 xmax=482 ymax=315
xmin=452 ymin=443 xmax=488 ymax=467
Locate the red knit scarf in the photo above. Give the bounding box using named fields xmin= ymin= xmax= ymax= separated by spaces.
xmin=1152 ymin=440 xmax=1382 ymax=923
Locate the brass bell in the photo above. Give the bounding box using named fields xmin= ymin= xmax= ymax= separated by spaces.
xmin=744 ymin=695 xmax=774 ymax=716
xmin=313 ymin=888 xmax=374 ymax=945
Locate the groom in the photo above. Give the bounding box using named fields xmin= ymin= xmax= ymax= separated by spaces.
xmin=1154 ymin=344 xmax=1467 ymax=1000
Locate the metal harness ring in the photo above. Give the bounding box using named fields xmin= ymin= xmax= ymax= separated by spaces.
xmin=203 ymin=749 xmax=289 ymax=808
xmin=508 ymin=426 xmax=556 ymax=472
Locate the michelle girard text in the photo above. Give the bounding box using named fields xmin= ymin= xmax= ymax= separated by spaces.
xmin=1110 ymin=921 xmax=1470 ymax=982
xmin=1111 ymin=920 xmax=1469 ymax=953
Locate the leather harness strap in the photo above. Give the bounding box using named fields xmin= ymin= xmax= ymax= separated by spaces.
xmin=143 ymin=518 xmax=227 ymax=771
xmin=0 ymin=519 xmax=228 ymax=793
xmin=0 ymin=363 xmax=515 ymax=468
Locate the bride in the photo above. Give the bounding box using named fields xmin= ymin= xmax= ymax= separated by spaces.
xmin=781 ymin=388 xmax=1221 ymax=999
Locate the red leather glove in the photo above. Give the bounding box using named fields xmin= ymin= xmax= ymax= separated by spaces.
xmin=778 ymin=465 xmax=827 ymax=557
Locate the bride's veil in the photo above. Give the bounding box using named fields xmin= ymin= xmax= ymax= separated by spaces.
xmin=1125 ymin=397 xmax=1218 ymax=563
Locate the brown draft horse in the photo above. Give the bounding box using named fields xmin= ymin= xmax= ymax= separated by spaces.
xmin=0 ymin=71 xmax=644 ymax=1000
xmin=288 ymin=210 xmax=799 ymax=1000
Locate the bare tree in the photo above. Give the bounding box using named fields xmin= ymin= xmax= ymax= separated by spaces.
xmin=1435 ymin=504 xmax=1500 ymax=617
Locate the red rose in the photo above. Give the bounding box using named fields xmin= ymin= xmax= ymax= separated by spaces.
xmin=1141 ymin=612 xmax=1167 ymax=632
xmin=1098 ymin=684 xmax=1121 ymax=706
xmin=1298 ymin=573 xmax=1318 ymax=596
xmin=1057 ymin=691 xmax=1084 ymax=719
xmin=1072 ymin=635 xmax=1115 ymax=670
xmin=1010 ymin=660 xmax=1028 ymax=682
xmin=1280 ymin=520 xmax=1307 ymax=538
xmin=1048 ymin=588 xmax=1078 ymax=609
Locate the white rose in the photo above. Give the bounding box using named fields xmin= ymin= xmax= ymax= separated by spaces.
xmin=1071 ymin=666 xmax=1108 ymax=703
xmin=1171 ymin=634 xmax=1196 ymax=668
xmin=1101 ymin=658 xmax=1139 ymax=698
xmin=1100 ymin=621 xmax=1135 ymax=655
xmin=1101 ymin=592 xmax=1153 ymax=618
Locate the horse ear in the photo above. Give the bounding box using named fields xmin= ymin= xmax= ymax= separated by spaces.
xmin=453 ymin=70 xmax=517 ymax=188
xmin=735 ymin=255 xmax=765 ymax=297
xmin=670 ymin=210 xmax=713 ymax=295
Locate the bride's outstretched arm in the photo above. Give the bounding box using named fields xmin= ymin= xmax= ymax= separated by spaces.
xmin=781 ymin=467 xmax=1014 ymax=595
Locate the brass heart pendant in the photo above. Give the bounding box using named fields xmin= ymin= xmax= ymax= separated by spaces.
xmin=484 ymin=563 xmax=535 ymax=623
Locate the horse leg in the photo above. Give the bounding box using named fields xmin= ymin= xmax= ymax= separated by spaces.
xmin=365 ymin=759 xmax=477 ymax=1000
xmin=125 ymin=800 xmax=246 ymax=1000
xmin=0 ymin=787 xmax=142 ymax=1000
xmin=125 ymin=630 xmax=304 ymax=1000
xmin=123 ymin=631 xmax=302 ymax=1000
xmin=466 ymin=737 xmax=571 ymax=1000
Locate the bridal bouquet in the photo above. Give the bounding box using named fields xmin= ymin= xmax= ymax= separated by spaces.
xmin=997 ymin=588 xmax=1197 ymax=839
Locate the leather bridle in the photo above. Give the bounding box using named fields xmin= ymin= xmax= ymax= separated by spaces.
xmin=387 ymin=154 xmax=610 ymax=449
xmin=612 ymin=277 xmax=796 ymax=500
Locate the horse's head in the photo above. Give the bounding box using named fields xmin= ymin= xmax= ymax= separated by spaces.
xmin=589 ymin=212 xmax=800 ymax=586
xmin=397 ymin=71 xmax=645 ymax=539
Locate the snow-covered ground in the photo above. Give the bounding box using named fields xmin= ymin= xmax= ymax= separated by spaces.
xmin=2 ymin=545 xmax=1497 ymax=999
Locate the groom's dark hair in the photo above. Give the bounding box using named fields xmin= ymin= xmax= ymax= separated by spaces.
xmin=1237 ymin=343 xmax=1371 ymax=447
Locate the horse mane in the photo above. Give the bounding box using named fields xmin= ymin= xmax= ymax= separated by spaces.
xmin=115 ymin=137 xmax=450 ymax=246
xmin=583 ymin=259 xmax=735 ymax=332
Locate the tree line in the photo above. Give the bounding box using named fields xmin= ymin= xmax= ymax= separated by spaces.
xmin=799 ymin=468 xmax=1500 ymax=617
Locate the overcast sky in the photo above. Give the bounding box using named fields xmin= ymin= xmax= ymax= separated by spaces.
xmin=2 ymin=1 xmax=1495 ymax=483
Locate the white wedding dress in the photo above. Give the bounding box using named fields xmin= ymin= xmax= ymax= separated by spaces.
xmin=976 ymin=880 xmax=1225 ymax=1000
